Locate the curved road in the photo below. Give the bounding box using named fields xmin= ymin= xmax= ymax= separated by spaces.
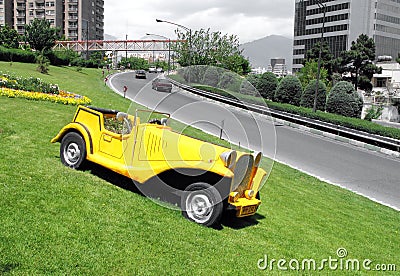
xmin=109 ymin=71 xmax=400 ymax=211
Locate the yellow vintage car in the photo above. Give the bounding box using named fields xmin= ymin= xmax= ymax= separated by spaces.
xmin=51 ymin=105 xmax=266 ymax=227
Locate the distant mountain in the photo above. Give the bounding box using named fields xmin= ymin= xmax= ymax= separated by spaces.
xmin=104 ymin=34 xmax=117 ymax=40
xmin=240 ymin=35 xmax=293 ymax=72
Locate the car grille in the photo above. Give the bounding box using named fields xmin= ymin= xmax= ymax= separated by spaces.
xmin=232 ymin=155 xmax=254 ymax=197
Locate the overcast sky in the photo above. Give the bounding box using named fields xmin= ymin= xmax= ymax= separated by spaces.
xmin=104 ymin=0 xmax=295 ymax=43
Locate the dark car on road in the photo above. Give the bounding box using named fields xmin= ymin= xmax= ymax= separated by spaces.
xmin=135 ymin=70 xmax=147 ymax=79
xmin=152 ymin=78 xmax=173 ymax=92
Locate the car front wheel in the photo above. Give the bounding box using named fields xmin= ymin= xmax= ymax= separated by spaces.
xmin=60 ymin=132 xmax=86 ymax=169
xmin=181 ymin=183 xmax=223 ymax=227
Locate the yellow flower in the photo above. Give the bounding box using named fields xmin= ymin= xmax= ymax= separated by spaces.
xmin=0 ymin=87 xmax=91 ymax=105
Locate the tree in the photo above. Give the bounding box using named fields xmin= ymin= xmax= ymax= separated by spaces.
xmin=0 ymin=25 xmax=20 ymax=49
xmin=202 ymin=66 xmax=221 ymax=87
xmin=337 ymin=34 xmax=382 ymax=91
xmin=174 ymin=28 xmax=251 ymax=75
xmin=218 ymin=71 xmax=241 ymax=92
xmin=304 ymin=41 xmax=334 ymax=77
xmin=36 ymin=50 xmax=50 ymax=74
xmin=326 ymin=81 xmax=363 ymax=118
xmin=300 ymin=80 xmax=327 ymax=111
xmin=297 ymin=60 xmax=328 ymax=89
xmin=247 ymin=72 xmax=278 ymax=100
xmin=25 ymin=19 xmax=60 ymax=51
xmin=119 ymin=56 xmax=149 ymax=70
xmin=274 ymin=75 xmax=303 ymax=106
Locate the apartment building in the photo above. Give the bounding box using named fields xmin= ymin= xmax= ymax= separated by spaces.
xmin=64 ymin=0 xmax=104 ymax=41
xmin=0 ymin=0 xmax=13 ymax=27
xmin=293 ymin=0 xmax=400 ymax=71
xmin=3 ymin=0 xmax=103 ymax=41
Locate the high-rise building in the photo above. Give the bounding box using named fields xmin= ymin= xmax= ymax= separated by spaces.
xmin=293 ymin=0 xmax=400 ymax=71
xmin=3 ymin=0 xmax=104 ymax=41
xmin=64 ymin=0 xmax=104 ymax=41
xmin=0 ymin=0 xmax=13 ymax=27
xmin=267 ymin=58 xmax=288 ymax=77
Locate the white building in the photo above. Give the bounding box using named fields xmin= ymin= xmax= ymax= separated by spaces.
xmin=364 ymin=56 xmax=400 ymax=122
xmin=293 ymin=0 xmax=400 ymax=72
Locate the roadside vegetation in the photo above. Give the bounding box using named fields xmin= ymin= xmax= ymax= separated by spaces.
xmin=0 ymin=61 xmax=399 ymax=274
xmin=0 ymin=72 xmax=91 ymax=105
xmin=169 ymin=67 xmax=400 ymax=140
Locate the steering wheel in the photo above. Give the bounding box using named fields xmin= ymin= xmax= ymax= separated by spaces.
xmin=148 ymin=119 xmax=162 ymax=125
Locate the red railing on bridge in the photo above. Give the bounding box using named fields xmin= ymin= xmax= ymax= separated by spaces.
xmin=52 ymin=39 xmax=184 ymax=52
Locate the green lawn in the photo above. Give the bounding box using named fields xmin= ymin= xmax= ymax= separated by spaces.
xmin=0 ymin=62 xmax=399 ymax=275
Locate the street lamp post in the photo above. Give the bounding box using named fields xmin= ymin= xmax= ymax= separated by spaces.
xmin=82 ymin=19 xmax=89 ymax=60
xmin=146 ymin=33 xmax=171 ymax=74
xmin=299 ymin=0 xmax=327 ymax=112
xmin=156 ymin=19 xmax=191 ymax=67
xmin=125 ymin=34 xmax=128 ymax=61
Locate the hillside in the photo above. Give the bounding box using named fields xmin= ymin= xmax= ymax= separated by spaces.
xmin=240 ymin=35 xmax=293 ymax=71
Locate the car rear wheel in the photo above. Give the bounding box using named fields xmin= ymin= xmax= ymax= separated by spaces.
xmin=60 ymin=132 xmax=86 ymax=169
xmin=181 ymin=183 xmax=223 ymax=227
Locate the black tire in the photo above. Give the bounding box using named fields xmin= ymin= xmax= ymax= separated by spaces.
xmin=60 ymin=132 xmax=86 ymax=169
xmin=181 ymin=183 xmax=223 ymax=227
xmin=256 ymin=192 xmax=260 ymax=200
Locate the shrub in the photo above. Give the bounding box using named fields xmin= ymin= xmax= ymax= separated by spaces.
xmin=177 ymin=66 xmax=208 ymax=84
xmin=259 ymin=72 xmax=278 ymax=100
xmin=36 ymin=51 xmax=50 ymax=74
xmin=300 ymin=79 xmax=327 ymax=111
xmin=0 ymin=46 xmax=36 ymax=63
xmin=274 ymin=75 xmax=302 ymax=106
xmin=202 ymin=66 xmax=221 ymax=87
xmin=218 ymin=71 xmax=241 ymax=93
xmin=246 ymin=74 xmax=260 ymax=89
xmin=0 ymin=72 xmax=59 ymax=94
xmin=46 ymin=50 xmax=79 ymax=66
xmin=326 ymin=81 xmax=363 ymax=118
xmin=364 ymin=105 xmax=383 ymax=121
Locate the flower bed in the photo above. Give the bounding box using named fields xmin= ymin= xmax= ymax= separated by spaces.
xmin=0 ymin=87 xmax=91 ymax=105
xmin=0 ymin=73 xmax=59 ymax=94
xmin=0 ymin=72 xmax=91 ymax=105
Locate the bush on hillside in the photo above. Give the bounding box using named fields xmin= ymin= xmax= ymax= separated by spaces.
xmin=259 ymin=72 xmax=278 ymax=100
xmin=202 ymin=66 xmax=221 ymax=87
xmin=0 ymin=46 xmax=36 ymax=63
xmin=274 ymin=75 xmax=302 ymax=106
xmin=300 ymin=79 xmax=327 ymax=111
xmin=326 ymin=81 xmax=363 ymax=118
xmin=218 ymin=71 xmax=241 ymax=93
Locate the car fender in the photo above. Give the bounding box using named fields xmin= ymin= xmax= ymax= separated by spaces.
xmin=51 ymin=122 xmax=94 ymax=154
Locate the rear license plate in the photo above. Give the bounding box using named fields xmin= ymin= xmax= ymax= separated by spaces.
xmin=239 ymin=205 xmax=258 ymax=216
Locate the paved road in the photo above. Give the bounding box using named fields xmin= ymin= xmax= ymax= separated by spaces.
xmin=110 ymin=71 xmax=400 ymax=211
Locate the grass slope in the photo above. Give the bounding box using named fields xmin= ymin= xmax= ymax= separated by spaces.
xmin=0 ymin=62 xmax=399 ymax=275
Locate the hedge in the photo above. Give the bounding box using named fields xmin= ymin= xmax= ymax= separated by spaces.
xmin=0 ymin=46 xmax=36 ymax=63
xmin=177 ymin=78 xmax=400 ymax=140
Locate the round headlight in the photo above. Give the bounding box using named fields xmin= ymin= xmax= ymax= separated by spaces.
xmin=245 ymin=189 xmax=255 ymax=199
xmin=229 ymin=192 xmax=240 ymax=202
xmin=220 ymin=150 xmax=237 ymax=169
